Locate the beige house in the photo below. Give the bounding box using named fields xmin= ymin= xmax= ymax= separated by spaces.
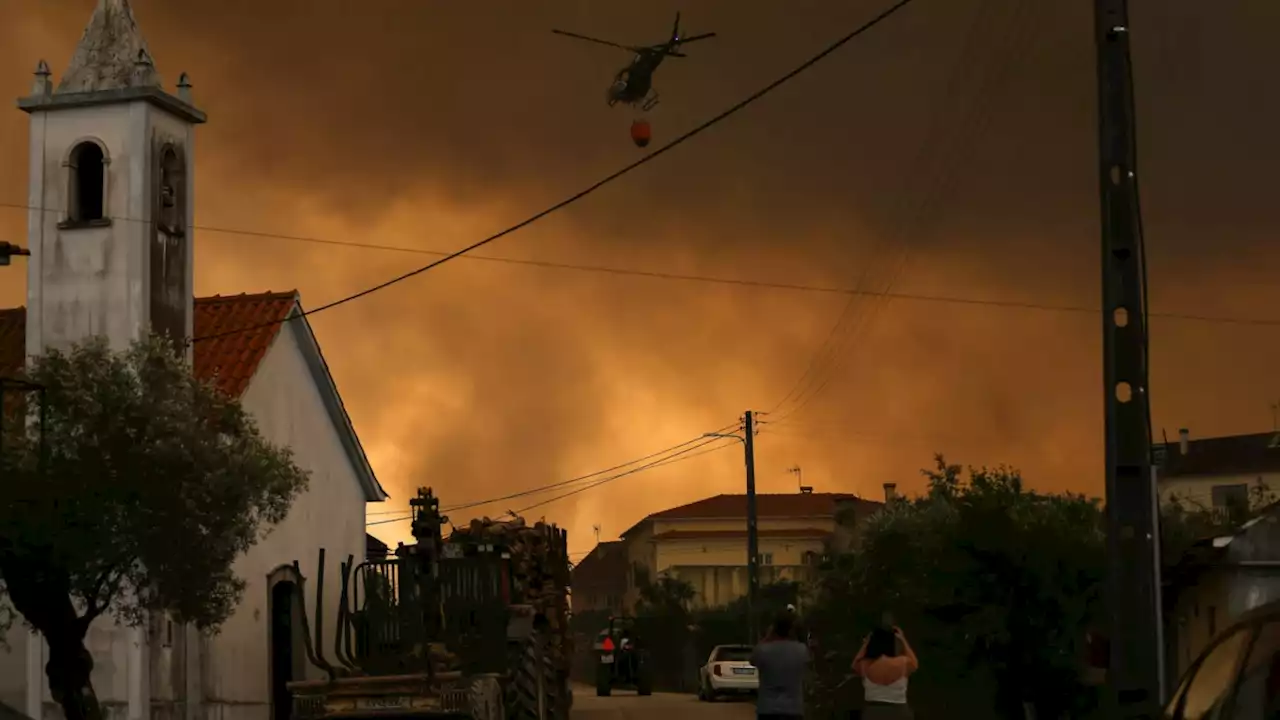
xmin=618 ymin=490 xmax=883 ymax=610
xmin=1157 ymin=428 xmax=1280 ymax=516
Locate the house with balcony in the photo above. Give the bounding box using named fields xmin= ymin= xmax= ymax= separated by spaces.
xmin=618 ymin=489 xmax=884 ymax=610
xmin=1157 ymin=428 xmax=1280 ymax=519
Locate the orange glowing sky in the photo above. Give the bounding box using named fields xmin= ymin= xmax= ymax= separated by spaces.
xmin=1 ymin=0 xmax=1278 ymax=553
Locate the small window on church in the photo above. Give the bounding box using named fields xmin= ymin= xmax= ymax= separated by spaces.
xmin=67 ymin=141 xmax=106 ymax=224
xmin=158 ymin=145 xmax=185 ymax=235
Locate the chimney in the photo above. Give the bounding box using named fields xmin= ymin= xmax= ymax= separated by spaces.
xmin=1179 ymin=428 xmax=1189 ymax=456
xmin=883 ymin=483 xmax=897 ymax=503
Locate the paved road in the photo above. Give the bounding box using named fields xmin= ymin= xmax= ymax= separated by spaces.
xmin=570 ymin=684 xmax=756 ymax=720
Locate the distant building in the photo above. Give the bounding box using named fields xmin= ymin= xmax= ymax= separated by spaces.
xmin=618 ymin=490 xmax=884 ymax=610
xmin=570 ymin=541 xmax=628 ymax=615
xmin=366 ymin=533 xmax=391 ymax=560
xmin=1157 ymin=428 xmax=1280 ymax=519
xmin=1163 ymin=504 xmax=1280 ymax=686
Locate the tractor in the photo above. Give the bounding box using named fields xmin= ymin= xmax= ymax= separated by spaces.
xmin=283 ymin=488 xmax=572 ymax=720
xmin=593 ymin=616 xmax=653 ymax=697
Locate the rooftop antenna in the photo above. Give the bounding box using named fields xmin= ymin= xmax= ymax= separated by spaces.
xmin=787 ymin=465 xmax=812 ymax=494
xmin=593 ymin=524 xmax=601 ymax=545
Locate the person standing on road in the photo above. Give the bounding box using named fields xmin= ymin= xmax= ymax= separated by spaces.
xmin=751 ymin=610 xmax=810 ymax=720
xmin=852 ymin=625 xmax=918 ymax=720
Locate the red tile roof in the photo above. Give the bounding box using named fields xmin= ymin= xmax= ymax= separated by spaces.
xmin=0 ymin=291 xmax=298 ymax=398
xmin=1 ymin=291 xmax=387 ymax=502
xmin=621 ymin=492 xmax=881 ymax=538
xmin=651 ymin=528 xmax=832 ymax=541
xmin=652 ymin=492 xmax=860 ymax=520
xmin=192 ymin=292 xmax=299 ymax=397
xmin=1157 ymin=432 xmax=1280 ymax=478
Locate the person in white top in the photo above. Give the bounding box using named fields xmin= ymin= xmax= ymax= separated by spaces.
xmin=852 ymin=624 xmax=918 ymax=720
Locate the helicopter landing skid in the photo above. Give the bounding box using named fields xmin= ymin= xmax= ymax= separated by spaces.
xmin=640 ymin=92 xmax=660 ymax=111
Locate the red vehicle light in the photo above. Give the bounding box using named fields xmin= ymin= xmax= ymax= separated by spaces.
xmin=602 ymin=637 xmax=615 ymax=651
xmin=712 ymin=664 xmax=722 ymax=677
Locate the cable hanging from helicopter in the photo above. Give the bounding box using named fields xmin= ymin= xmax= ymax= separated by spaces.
xmin=552 ymin=12 xmax=716 ymax=148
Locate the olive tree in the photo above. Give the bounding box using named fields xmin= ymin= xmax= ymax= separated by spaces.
xmin=0 ymin=335 xmax=309 ymax=720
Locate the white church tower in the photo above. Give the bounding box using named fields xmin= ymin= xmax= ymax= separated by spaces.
xmin=3 ymin=2 xmax=206 ymax=717
xmin=20 ymin=0 xmax=205 ymax=360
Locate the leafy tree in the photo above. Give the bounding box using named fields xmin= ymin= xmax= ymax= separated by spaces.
xmin=806 ymin=455 xmax=1107 ymax=720
xmin=637 ymin=575 xmax=696 ymax=616
xmin=0 ymin=336 xmax=310 ymax=720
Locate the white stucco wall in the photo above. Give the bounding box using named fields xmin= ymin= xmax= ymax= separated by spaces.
xmin=1159 ymin=471 xmax=1280 ymax=510
xmin=24 ymin=100 xmax=196 ymax=357
xmin=0 ymin=627 xmax=32 ymax=711
xmin=200 ymin=318 xmax=368 ymax=720
xmin=1 ymin=316 xmax=370 ymax=720
xmin=4 ymin=96 xmax=201 ymax=720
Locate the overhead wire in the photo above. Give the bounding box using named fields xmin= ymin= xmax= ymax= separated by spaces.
xmin=780 ymin=0 xmax=1043 ymax=424
xmin=770 ymin=0 xmax=1042 ymax=427
xmin=3 ymin=199 xmax=1274 ymax=327
xmin=364 ymin=420 xmax=742 ymax=527
xmin=176 ymin=0 xmax=924 ymax=346
xmin=765 ymin=0 xmax=1004 ymax=420
xmin=507 ymin=436 xmax=739 ymax=517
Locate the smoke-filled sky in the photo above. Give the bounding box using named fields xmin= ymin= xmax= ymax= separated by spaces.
xmin=1 ymin=0 xmax=1278 ymax=552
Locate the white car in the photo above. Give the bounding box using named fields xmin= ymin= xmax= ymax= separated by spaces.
xmin=698 ymin=644 xmax=757 ymax=701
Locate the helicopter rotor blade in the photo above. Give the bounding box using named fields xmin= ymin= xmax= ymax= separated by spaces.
xmin=551 ymin=29 xmax=634 ymax=52
xmin=674 ymin=32 xmax=716 ymax=44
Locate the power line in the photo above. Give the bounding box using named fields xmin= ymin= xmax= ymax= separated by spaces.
xmin=5 ymin=204 xmax=1276 ymax=327
xmin=770 ymin=0 xmax=1043 ymax=425
xmin=183 ymin=0 xmax=922 ymax=345
xmin=8 ymin=211 xmax=1273 ymax=327
xmin=365 ymin=420 xmax=741 ymax=527
xmin=441 ymin=421 xmax=739 ymax=513
xmin=369 ymin=438 xmax=736 ymax=527
xmin=766 ymin=0 xmax=1006 ymax=419
xmin=509 ymin=437 xmax=738 ymax=516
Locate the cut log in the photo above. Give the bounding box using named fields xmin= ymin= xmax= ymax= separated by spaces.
xmin=449 ymin=517 xmax=573 ymax=698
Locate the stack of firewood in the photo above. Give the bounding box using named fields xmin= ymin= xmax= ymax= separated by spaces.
xmin=450 ymin=516 xmax=573 ymax=674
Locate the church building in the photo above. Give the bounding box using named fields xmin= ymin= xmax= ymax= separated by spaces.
xmin=0 ymin=2 xmax=389 ymax=720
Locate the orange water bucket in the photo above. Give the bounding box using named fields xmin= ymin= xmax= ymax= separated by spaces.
xmin=630 ymin=119 xmax=652 ymax=148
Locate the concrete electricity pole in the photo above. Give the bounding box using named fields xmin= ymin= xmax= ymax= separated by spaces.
xmin=705 ymin=413 xmax=761 ymax=643
xmin=744 ymin=410 xmax=760 ymax=643
xmin=1094 ymin=0 xmax=1163 ymax=715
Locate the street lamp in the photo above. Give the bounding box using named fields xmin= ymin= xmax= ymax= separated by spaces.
xmin=0 ymin=242 xmax=31 ymax=267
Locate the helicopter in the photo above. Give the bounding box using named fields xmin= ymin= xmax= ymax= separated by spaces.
xmin=552 ymin=12 xmax=716 ymax=112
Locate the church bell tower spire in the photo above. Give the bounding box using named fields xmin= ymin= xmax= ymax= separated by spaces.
xmin=18 ymin=0 xmax=206 ymax=357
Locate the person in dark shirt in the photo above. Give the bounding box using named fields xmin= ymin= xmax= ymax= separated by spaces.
xmin=752 ymin=610 xmax=810 ymax=720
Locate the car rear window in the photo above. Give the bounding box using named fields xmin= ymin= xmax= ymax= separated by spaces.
xmin=715 ymin=647 xmax=753 ymax=662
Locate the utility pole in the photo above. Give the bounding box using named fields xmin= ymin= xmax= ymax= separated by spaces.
xmin=743 ymin=410 xmax=760 ymax=643
xmin=1095 ymin=0 xmax=1163 ymax=715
